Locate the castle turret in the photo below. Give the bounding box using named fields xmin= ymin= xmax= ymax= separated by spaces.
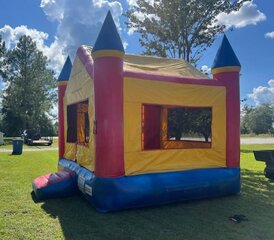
xmin=211 ymin=35 xmax=241 ymax=168
xmin=92 ymin=11 xmax=125 ymax=177
xmin=57 ymin=56 xmax=72 ymax=158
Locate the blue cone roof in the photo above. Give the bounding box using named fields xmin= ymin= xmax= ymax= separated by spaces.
xmin=92 ymin=11 xmax=124 ymax=53
xmin=58 ymin=56 xmax=72 ymax=81
xmin=212 ymin=35 xmax=241 ymax=69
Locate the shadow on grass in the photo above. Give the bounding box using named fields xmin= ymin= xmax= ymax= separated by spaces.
xmin=241 ymin=169 xmax=274 ymax=197
xmin=31 ymin=191 xmax=40 ymax=203
xmin=240 ymin=149 xmax=254 ymax=153
xmin=38 ymin=170 xmax=274 ymax=240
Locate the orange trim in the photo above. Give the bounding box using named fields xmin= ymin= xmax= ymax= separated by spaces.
xmin=141 ymin=103 xmax=213 ymax=150
xmin=92 ymin=50 xmax=124 ymax=59
xmin=57 ymin=81 xmax=68 ymax=86
xmin=160 ymin=105 xmax=212 ymax=150
xmin=211 ymin=66 xmax=241 ymax=75
xmin=162 ymin=140 xmax=211 ymax=149
xmin=141 ymin=105 xmax=144 ymax=150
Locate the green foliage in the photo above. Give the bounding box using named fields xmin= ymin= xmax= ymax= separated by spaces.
xmin=0 ymin=35 xmax=56 ymax=136
xmin=39 ymin=114 xmax=57 ymax=136
xmin=125 ymin=0 xmax=249 ymax=63
xmin=168 ymin=108 xmax=211 ymax=141
xmin=241 ymin=105 xmax=254 ymax=134
xmin=0 ymin=35 xmax=6 ymax=73
xmin=0 ymin=36 xmax=5 ymax=131
xmin=0 ymin=137 xmax=58 ymax=149
xmin=0 ymin=35 xmax=7 ymax=132
xmin=0 ymin=113 xmax=3 ymax=131
xmin=241 ymin=104 xmax=274 ymax=135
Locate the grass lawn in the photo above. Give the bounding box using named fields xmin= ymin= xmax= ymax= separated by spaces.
xmin=0 ymin=137 xmax=58 ymax=150
xmin=1 ymin=145 xmax=274 ymax=240
xmin=240 ymin=134 xmax=274 ymax=138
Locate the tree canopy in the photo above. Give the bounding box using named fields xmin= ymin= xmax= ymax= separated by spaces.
xmin=168 ymin=107 xmax=212 ymax=142
xmin=241 ymin=104 xmax=274 ymax=135
xmin=125 ymin=0 xmax=249 ymax=63
xmin=0 ymin=35 xmax=6 ymax=77
xmin=0 ymin=35 xmax=57 ymax=136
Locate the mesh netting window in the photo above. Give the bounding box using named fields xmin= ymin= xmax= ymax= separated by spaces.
xmin=67 ymin=104 xmax=77 ymax=143
xmin=142 ymin=104 xmax=212 ymax=150
xmin=67 ymin=100 xmax=89 ymax=144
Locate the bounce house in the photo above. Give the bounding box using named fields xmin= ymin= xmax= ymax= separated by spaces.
xmin=33 ymin=12 xmax=241 ymax=212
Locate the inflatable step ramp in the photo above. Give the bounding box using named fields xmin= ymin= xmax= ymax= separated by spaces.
xmin=32 ymin=170 xmax=78 ymax=200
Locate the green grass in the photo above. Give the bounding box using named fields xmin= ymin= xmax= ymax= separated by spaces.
xmin=0 ymin=137 xmax=58 ymax=150
xmin=241 ymin=133 xmax=274 ymax=138
xmin=1 ymin=146 xmax=274 ymax=239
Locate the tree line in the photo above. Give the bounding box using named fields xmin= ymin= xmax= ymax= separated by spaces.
xmin=241 ymin=104 xmax=274 ymax=135
xmin=167 ymin=104 xmax=274 ymax=140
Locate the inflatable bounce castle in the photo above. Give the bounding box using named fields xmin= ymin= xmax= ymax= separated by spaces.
xmin=33 ymin=11 xmax=241 ymax=212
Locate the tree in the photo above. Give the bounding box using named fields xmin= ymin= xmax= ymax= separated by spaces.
xmin=240 ymin=104 xmax=254 ymax=134
xmin=0 ymin=113 xmax=3 ymax=131
xmin=168 ymin=108 xmax=212 ymax=142
xmin=1 ymin=35 xmax=56 ymax=136
xmin=0 ymin=35 xmax=6 ymax=72
xmin=192 ymin=108 xmax=212 ymax=142
xmin=125 ymin=0 xmax=249 ymax=63
xmin=241 ymin=104 xmax=274 ymax=135
xmin=0 ymin=35 xmax=7 ymax=132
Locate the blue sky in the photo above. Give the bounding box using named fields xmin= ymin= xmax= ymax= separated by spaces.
xmin=0 ymin=0 xmax=273 ymax=106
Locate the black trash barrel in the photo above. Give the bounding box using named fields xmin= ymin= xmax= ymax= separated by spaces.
xmin=12 ymin=139 xmax=23 ymax=155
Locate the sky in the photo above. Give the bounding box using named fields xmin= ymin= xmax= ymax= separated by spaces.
xmin=0 ymin=0 xmax=273 ymax=106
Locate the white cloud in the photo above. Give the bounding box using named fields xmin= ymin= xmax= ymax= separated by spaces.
xmin=249 ymin=79 xmax=274 ymax=105
xmin=123 ymin=41 xmax=128 ymax=50
xmin=0 ymin=1 xmax=125 ymax=74
xmin=0 ymin=25 xmax=48 ymax=49
xmin=127 ymin=0 xmax=138 ymax=6
xmin=126 ymin=0 xmax=159 ymax=35
xmin=0 ymin=25 xmax=64 ymax=73
xmin=127 ymin=0 xmax=155 ymax=7
xmin=200 ymin=65 xmax=211 ymax=75
xmin=127 ymin=27 xmax=136 ymax=36
xmin=216 ymin=1 xmax=266 ymax=29
xmin=40 ymin=0 xmax=123 ymax=61
xmin=265 ymin=31 xmax=274 ymax=39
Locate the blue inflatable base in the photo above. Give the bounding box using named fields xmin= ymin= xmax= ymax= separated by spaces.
xmin=59 ymin=159 xmax=240 ymax=212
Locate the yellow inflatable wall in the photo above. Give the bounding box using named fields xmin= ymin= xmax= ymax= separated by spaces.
xmin=63 ymin=56 xmax=95 ymax=171
xmin=62 ymin=51 xmax=227 ymax=176
xmin=124 ymin=77 xmax=226 ymax=175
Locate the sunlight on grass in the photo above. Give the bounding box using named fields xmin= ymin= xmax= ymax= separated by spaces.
xmin=0 ymin=146 xmax=274 ymax=239
xmin=241 ymin=134 xmax=274 ymax=138
xmin=0 ymin=138 xmax=58 ymax=150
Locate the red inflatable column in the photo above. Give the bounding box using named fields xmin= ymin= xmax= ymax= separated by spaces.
xmin=211 ymin=35 xmax=241 ymax=168
xmin=93 ymin=55 xmax=124 ymax=177
xmin=213 ymin=70 xmax=240 ymax=167
xmin=57 ymin=56 xmax=72 ymax=159
xmin=92 ymin=11 xmax=125 ymax=178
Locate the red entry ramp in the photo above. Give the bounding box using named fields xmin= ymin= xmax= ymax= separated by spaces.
xmin=32 ymin=170 xmax=77 ymax=200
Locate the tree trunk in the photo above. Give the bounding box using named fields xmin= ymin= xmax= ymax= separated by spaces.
xmin=175 ymin=131 xmax=181 ymax=141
